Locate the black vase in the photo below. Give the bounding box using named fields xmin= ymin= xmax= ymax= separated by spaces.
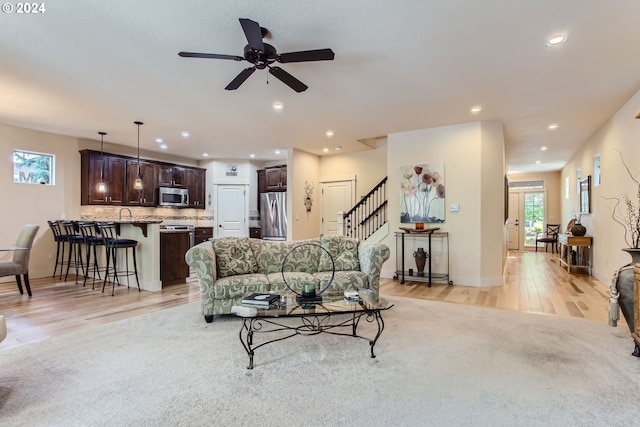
xmin=413 ymin=247 xmax=427 ymax=277
xmin=571 ymin=223 xmax=587 ymax=236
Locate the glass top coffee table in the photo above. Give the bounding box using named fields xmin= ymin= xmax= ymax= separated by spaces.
xmin=235 ymin=290 xmax=394 ymax=369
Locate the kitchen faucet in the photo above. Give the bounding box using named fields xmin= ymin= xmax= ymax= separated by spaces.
xmin=119 ymin=207 xmax=132 ymax=221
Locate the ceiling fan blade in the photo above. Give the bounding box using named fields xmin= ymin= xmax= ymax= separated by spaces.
xmin=277 ymin=48 xmax=335 ymax=63
xmin=239 ymin=18 xmax=265 ymax=52
xmin=225 ymin=67 xmax=256 ymax=90
xmin=268 ymin=66 xmax=308 ymax=93
xmin=179 ymin=52 xmax=244 ymax=61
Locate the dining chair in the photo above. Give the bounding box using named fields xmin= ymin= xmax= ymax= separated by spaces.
xmin=0 ymin=224 xmax=40 ymax=297
xmin=535 ymin=224 xmax=560 ymax=253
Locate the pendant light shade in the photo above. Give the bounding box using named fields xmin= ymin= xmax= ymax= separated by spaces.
xmin=133 ymin=121 xmax=144 ymax=190
xmin=97 ymin=131 xmax=107 ymax=193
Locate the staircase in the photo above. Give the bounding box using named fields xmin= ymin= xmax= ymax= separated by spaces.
xmin=340 ymin=177 xmax=388 ymax=242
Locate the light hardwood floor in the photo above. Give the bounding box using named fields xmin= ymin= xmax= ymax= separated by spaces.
xmin=0 ymin=250 xmax=623 ymax=351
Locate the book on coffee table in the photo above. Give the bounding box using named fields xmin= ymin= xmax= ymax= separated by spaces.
xmin=242 ymin=293 xmax=279 ymax=306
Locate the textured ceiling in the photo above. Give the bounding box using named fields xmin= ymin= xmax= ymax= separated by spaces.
xmin=1 ymin=0 xmax=639 ymax=172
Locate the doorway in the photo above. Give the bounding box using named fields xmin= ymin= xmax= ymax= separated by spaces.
xmin=508 ymin=190 xmax=547 ymax=251
xmin=523 ymin=192 xmax=545 ymax=250
xmin=215 ymin=184 xmax=248 ymax=238
xmin=320 ymin=179 xmax=355 ymax=236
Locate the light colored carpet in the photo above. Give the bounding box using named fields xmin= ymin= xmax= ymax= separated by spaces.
xmin=1 ymin=296 xmax=639 ymax=426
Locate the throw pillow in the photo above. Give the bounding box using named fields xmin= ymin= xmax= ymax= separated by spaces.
xmin=210 ymin=237 xmax=257 ymax=278
xmin=318 ymin=235 xmax=361 ymax=272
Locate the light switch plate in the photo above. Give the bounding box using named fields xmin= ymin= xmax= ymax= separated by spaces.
xmin=450 ymin=204 xmax=459 ymax=212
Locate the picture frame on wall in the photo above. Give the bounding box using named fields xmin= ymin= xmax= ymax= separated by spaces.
xmin=580 ymin=175 xmax=591 ymax=214
xmin=400 ymin=163 xmax=445 ymax=223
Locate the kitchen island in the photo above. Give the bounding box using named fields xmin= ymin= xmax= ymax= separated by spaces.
xmin=80 ymin=219 xmax=164 ymax=292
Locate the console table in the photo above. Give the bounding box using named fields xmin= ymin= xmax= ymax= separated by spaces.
xmin=558 ymin=234 xmax=593 ymax=275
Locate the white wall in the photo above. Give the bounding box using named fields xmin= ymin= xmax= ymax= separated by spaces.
xmin=291 ymin=149 xmax=321 ymax=240
xmin=0 ymin=124 xmax=82 ymax=281
xmin=319 ymin=139 xmax=388 ymax=198
xmin=561 ymin=88 xmax=640 ymax=283
xmin=384 ymin=121 xmax=506 ymax=286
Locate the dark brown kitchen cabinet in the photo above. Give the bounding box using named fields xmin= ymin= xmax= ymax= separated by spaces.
xmin=81 ymin=151 xmax=126 ymax=205
xmin=186 ymin=168 xmax=206 ymax=209
xmin=158 ymin=165 xmax=187 ymax=187
xmin=194 ymin=227 xmax=213 ymax=245
xmin=249 ymin=227 xmax=262 ymax=239
xmin=160 ymin=231 xmax=190 ymax=286
xmin=125 ymin=159 xmax=157 ymax=206
xmin=265 ymin=165 xmax=287 ymax=191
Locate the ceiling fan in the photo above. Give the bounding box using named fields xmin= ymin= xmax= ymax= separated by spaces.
xmin=178 ymin=18 xmax=335 ymax=93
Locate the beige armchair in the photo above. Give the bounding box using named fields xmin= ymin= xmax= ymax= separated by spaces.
xmin=0 ymin=224 xmax=40 ymax=297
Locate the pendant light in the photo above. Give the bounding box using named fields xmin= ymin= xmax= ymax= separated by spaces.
xmin=133 ymin=121 xmax=144 ymax=190
xmin=97 ymin=131 xmax=107 ymax=193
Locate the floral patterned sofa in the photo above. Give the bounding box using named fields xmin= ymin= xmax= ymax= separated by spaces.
xmin=185 ymin=235 xmax=390 ymax=323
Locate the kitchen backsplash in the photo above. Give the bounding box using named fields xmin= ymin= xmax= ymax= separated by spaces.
xmin=80 ymin=206 xmax=214 ymax=226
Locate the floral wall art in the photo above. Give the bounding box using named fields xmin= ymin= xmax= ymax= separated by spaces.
xmin=400 ymin=163 xmax=445 ymax=223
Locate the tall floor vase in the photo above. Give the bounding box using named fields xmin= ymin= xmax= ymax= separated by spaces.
xmin=611 ymin=248 xmax=640 ymax=356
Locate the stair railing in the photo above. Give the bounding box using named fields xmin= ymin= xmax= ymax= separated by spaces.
xmin=341 ymin=177 xmax=388 ymax=240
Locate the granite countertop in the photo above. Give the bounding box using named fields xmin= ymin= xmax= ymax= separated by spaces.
xmin=110 ymin=219 xmax=163 ymax=224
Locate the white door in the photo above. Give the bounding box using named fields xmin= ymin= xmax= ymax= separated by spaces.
xmin=507 ymin=192 xmax=520 ymax=250
xmin=321 ymin=180 xmax=354 ymax=235
xmin=216 ymin=185 xmax=246 ymax=237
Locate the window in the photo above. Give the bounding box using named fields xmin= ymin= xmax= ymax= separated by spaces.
xmin=508 ymin=180 xmax=543 ymax=190
xmin=593 ymin=154 xmax=601 ymax=186
xmin=13 ymin=150 xmax=54 ymax=185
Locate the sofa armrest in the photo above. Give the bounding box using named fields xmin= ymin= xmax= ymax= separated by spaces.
xmin=185 ymin=242 xmax=217 ymax=310
xmin=0 ymin=315 xmax=6 ymax=344
xmin=358 ymin=242 xmax=390 ymax=297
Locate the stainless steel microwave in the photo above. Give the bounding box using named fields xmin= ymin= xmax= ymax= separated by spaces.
xmin=158 ymin=186 xmax=189 ymax=207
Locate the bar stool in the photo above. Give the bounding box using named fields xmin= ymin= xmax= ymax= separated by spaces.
xmin=61 ymin=221 xmax=85 ymax=283
xmin=98 ymin=222 xmax=140 ymax=296
xmin=47 ymin=220 xmax=66 ymax=279
xmin=78 ymin=222 xmax=105 ymax=289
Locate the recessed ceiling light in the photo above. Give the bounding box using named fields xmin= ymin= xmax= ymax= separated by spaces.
xmin=181 ymin=131 xmax=190 ymax=138
xmin=540 ymin=146 xmax=548 ymax=151
xmin=335 ymin=146 xmax=342 ymax=151
xmin=273 ymin=102 xmax=284 ymax=111
xmin=470 ymin=105 xmax=482 ymax=114
xmin=536 ymin=160 xmax=541 ymax=164
xmin=202 ymin=153 xmax=209 ymax=157
xmin=155 ymin=138 xmax=163 ymax=143
xmin=547 ymin=123 xmax=559 ymax=130
xmin=325 ymin=130 xmax=334 ymax=137
xmin=249 ymin=154 xmax=255 ymax=158
xmin=159 ymin=144 xmax=168 ymax=150
xmin=546 ymin=34 xmax=568 ymax=47
xmin=274 ymin=150 xmax=281 ymax=155
xmin=323 ymin=148 xmax=329 ymax=153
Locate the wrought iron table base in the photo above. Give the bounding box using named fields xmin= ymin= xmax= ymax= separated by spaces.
xmin=238 ymin=310 xmax=386 ymax=369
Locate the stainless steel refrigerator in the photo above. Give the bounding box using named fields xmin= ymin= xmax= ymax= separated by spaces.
xmin=260 ymin=192 xmax=287 ymax=240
